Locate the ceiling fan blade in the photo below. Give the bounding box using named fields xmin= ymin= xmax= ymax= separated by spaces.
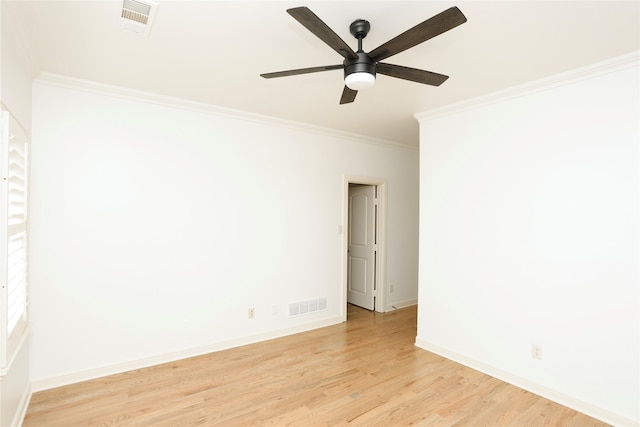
xmin=287 ymin=7 xmax=358 ymax=60
xmin=340 ymin=86 xmax=357 ymax=104
xmin=261 ymin=64 xmax=343 ymax=79
xmin=369 ymin=7 xmax=467 ymax=62
xmin=377 ymin=63 xmax=449 ymax=86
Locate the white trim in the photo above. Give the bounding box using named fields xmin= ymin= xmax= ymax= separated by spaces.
xmin=415 ymin=50 xmax=640 ymax=122
xmin=384 ymin=298 xmax=417 ymax=312
xmin=31 ymin=315 xmax=343 ymax=392
xmin=414 ymin=338 xmax=639 ymax=427
xmin=33 ymin=72 xmax=416 ymax=153
xmin=10 ymin=382 xmax=31 ymax=427
xmin=0 ymin=109 xmax=8 ymax=371
xmin=0 ymin=324 xmax=30 ymax=377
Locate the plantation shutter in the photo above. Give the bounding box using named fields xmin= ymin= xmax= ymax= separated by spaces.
xmin=1 ymin=107 xmax=29 ymax=373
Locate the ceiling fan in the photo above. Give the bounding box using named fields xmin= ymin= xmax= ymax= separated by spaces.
xmin=260 ymin=6 xmax=467 ymax=104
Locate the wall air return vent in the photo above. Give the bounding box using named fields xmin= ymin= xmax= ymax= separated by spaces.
xmin=121 ymin=0 xmax=158 ymax=36
xmin=289 ymin=297 xmax=327 ymax=317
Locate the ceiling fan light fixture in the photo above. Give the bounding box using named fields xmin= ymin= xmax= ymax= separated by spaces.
xmin=344 ymin=51 xmax=377 ymax=91
xmin=345 ymin=72 xmax=376 ymax=90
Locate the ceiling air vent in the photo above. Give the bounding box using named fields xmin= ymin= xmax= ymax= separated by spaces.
xmin=121 ymin=0 xmax=158 ymax=36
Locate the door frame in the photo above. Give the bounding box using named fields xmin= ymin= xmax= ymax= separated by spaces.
xmin=341 ymin=175 xmax=387 ymax=319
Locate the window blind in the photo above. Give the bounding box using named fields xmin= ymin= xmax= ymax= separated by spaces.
xmin=1 ymin=108 xmax=29 ymax=373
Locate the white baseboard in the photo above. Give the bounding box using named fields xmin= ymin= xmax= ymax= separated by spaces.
xmin=384 ymin=298 xmax=417 ymax=312
xmin=414 ymin=338 xmax=638 ymax=427
xmin=11 ymin=383 xmax=31 ymax=427
xmin=32 ymin=316 xmax=343 ymax=392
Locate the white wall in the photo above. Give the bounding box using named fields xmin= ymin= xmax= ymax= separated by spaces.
xmin=29 ymin=76 xmax=419 ymax=387
xmin=0 ymin=2 xmax=38 ymax=425
xmin=416 ymin=53 xmax=639 ymax=426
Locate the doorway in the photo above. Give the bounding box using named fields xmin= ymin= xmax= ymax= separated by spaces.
xmin=343 ymin=177 xmax=386 ymax=316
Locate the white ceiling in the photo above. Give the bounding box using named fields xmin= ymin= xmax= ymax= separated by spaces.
xmin=6 ymin=1 xmax=639 ymax=147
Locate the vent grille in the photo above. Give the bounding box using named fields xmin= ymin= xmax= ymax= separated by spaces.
xmin=122 ymin=9 xmax=148 ymax=25
xmin=289 ymin=297 xmax=327 ymax=317
xmin=120 ymin=0 xmax=157 ymax=36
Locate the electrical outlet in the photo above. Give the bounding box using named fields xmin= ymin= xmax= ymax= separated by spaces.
xmin=390 ymin=284 xmax=395 ymax=293
xmin=248 ymin=308 xmax=255 ymax=319
xmin=531 ymin=344 xmax=543 ymax=360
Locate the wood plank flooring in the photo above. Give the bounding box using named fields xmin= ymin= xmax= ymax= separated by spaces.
xmin=24 ymin=305 xmax=609 ymax=426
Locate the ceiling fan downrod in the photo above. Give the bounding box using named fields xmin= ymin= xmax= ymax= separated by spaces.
xmin=350 ymin=19 xmax=370 ymax=52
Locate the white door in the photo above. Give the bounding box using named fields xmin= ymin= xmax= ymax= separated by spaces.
xmin=347 ymin=185 xmax=376 ymax=310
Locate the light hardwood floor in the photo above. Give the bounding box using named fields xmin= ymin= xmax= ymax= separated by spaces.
xmin=24 ymin=305 xmax=608 ymax=426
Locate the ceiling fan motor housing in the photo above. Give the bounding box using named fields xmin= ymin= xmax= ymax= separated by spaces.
xmin=344 ymin=52 xmax=377 ymax=79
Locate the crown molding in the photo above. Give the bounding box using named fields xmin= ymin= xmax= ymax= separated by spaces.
xmin=416 ymin=50 xmax=640 ymax=122
xmin=33 ymin=72 xmax=416 ymax=152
